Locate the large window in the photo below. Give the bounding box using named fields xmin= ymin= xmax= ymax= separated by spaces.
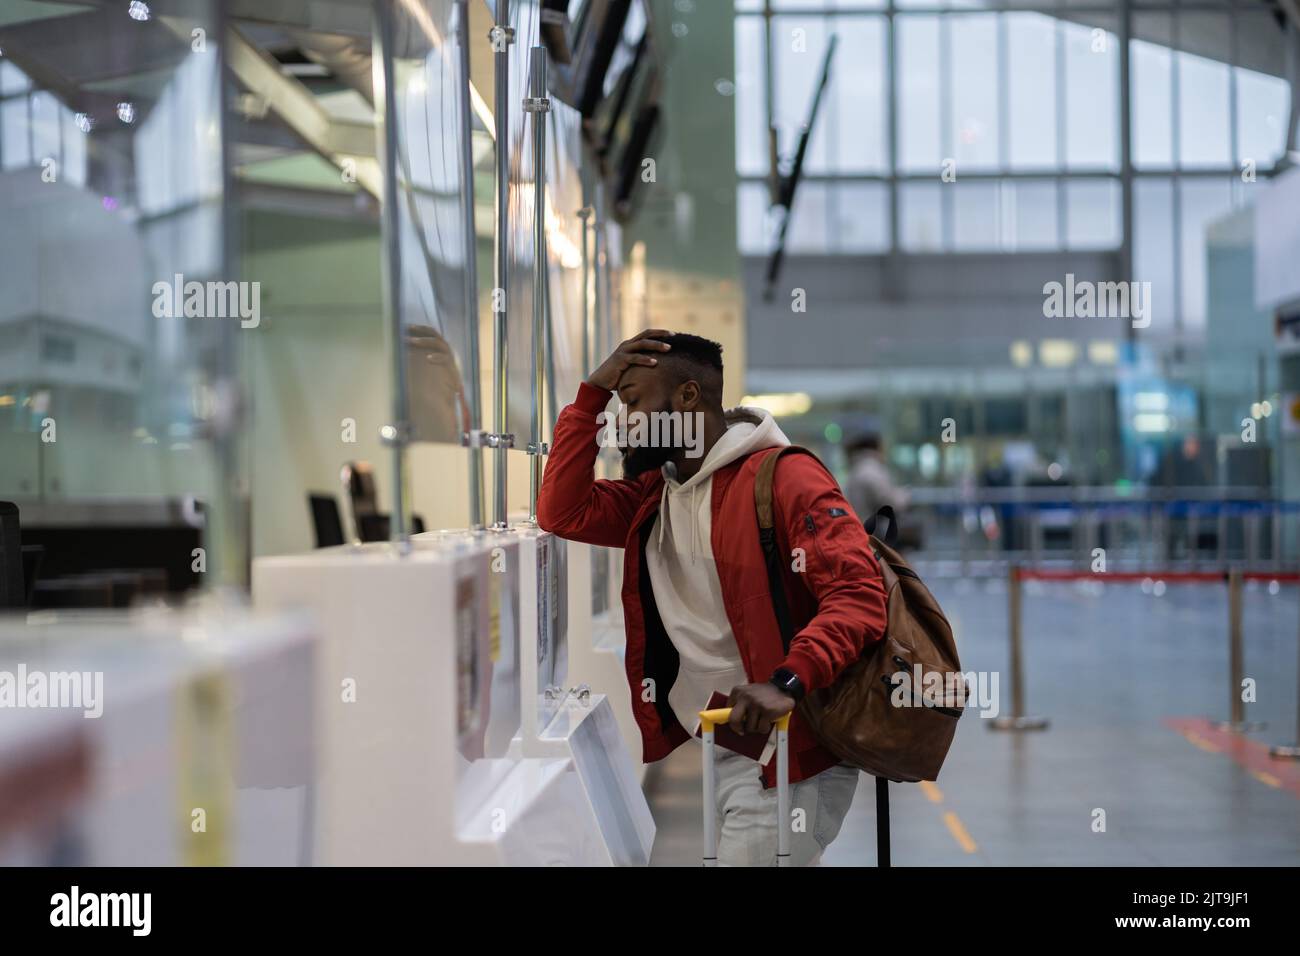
xmin=735 ymin=1 xmax=1293 ymax=329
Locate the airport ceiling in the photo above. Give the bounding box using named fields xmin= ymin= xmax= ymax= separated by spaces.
xmin=0 ymin=0 xmax=385 ymax=198
xmin=0 ymin=0 xmax=1293 ymax=203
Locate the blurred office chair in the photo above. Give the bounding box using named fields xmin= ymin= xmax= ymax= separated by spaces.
xmin=1 ymin=502 xmax=24 ymax=608
xmin=308 ymin=494 xmax=346 ymax=549
xmin=21 ymin=545 xmax=44 ymax=607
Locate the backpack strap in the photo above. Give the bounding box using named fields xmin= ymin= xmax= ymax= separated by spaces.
xmin=754 ymin=446 xmax=824 ymax=653
xmin=864 ymin=505 xmax=900 ymax=548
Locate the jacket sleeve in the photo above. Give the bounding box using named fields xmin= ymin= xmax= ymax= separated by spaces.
xmin=772 ymin=454 xmax=889 ymax=693
xmin=536 ymin=382 xmax=645 ymax=549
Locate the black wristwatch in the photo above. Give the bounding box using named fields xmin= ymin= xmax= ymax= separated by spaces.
xmin=770 ymin=667 xmax=805 ymax=704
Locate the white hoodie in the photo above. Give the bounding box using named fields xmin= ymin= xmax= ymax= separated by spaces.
xmin=646 ymin=407 xmax=791 ymax=735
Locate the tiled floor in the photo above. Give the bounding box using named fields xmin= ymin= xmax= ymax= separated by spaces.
xmin=644 ymin=577 xmax=1300 ymax=866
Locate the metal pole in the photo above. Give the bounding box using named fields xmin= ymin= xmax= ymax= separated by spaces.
xmin=375 ymin=0 xmax=410 ymax=547
xmin=1230 ymin=568 xmax=1244 ymax=725
xmin=990 ymin=565 xmax=1049 ymax=731
xmin=455 ymin=0 xmax=484 ymax=531
xmin=1269 ymin=587 xmax=1300 ymax=759
xmin=491 ymin=0 xmax=513 ymax=530
xmin=544 ymin=265 xmax=558 ymax=447
xmin=763 ymin=0 xmax=777 ymax=204
xmin=594 ymin=180 xmax=611 ymax=355
xmin=579 ymin=205 xmax=593 ymax=375
xmin=209 ymin=0 xmax=249 ymax=590
xmin=1287 ymin=16 xmax=1300 ymax=155
xmin=525 ymin=47 xmax=550 ymax=526
xmin=592 ymin=180 xmax=616 ymax=481
xmin=701 ymin=725 xmax=717 ymax=867
xmin=1010 ymin=564 xmax=1024 ymax=717
xmin=1219 ymin=568 xmax=1265 ymax=732
xmin=1118 ymin=0 xmax=1135 ymax=344
xmin=776 ymin=715 xmax=790 ymax=867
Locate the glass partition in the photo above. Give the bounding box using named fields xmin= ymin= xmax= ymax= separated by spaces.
xmin=384 ymin=0 xmax=478 ymax=445
xmin=381 ymin=0 xmax=588 ymax=452
xmin=0 ymin=0 xmax=239 ymax=581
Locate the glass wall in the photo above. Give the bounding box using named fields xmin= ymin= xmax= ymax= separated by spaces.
xmin=0 ymin=3 xmax=231 ymax=548
xmin=734 ymin=0 xmax=1292 ymax=333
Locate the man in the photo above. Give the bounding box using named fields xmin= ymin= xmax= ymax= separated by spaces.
xmin=845 ymin=432 xmax=910 ymax=527
xmin=537 ymin=330 xmax=888 ymax=866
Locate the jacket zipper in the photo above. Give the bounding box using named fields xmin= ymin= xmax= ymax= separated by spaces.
xmin=803 ymin=512 xmax=828 ymax=568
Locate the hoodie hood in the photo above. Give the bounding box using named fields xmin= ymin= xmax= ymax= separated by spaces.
xmin=656 ymin=406 xmax=791 ymax=558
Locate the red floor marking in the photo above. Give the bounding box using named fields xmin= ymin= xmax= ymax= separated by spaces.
xmin=1163 ymin=717 xmax=1300 ymax=799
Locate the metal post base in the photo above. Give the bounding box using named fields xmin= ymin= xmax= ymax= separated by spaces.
xmin=1268 ymin=744 xmax=1300 ymax=759
xmin=1213 ymin=720 xmax=1266 ymax=733
xmin=988 ymin=715 xmax=1050 ymax=731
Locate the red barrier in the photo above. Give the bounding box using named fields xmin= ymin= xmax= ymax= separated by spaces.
xmin=1014 ymin=569 xmax=1300 ymax=584
xmin=998 ymin=565 xmax=1300 ymax=740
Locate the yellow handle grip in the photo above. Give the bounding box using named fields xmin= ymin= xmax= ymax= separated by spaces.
xmin=698 ymin=707 xmax=791 ymax=733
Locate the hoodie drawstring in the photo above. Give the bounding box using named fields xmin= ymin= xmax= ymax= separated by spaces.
xmin=690 ymin=485 xmax=699 ymax=564
xmin=656 ymin=482 xmax=702 ymax=564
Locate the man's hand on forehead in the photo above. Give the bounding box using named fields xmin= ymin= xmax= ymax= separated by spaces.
xmin=586 ymin=328 xmax=676 ymax=392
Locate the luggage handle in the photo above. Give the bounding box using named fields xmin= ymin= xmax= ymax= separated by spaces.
xmin=699 ymin=708 xmax=793 ymax=867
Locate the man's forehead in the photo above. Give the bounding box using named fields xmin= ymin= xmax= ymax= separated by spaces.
xmin=617 ymin=364 xmax=661 ymax=391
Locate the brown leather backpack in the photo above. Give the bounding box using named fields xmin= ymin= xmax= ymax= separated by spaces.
xmin=755 ymin=447 xmax=964 ymax=783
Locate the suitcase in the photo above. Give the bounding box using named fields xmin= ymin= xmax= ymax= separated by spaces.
xmin=699 ymin=707 xmax=891 ymax=867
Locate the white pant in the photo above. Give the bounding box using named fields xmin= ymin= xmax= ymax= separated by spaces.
xmin=712 ymin=747 xmax=860 ymax=867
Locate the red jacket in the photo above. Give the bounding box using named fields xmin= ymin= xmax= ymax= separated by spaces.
xmin=537 ymin=382 xmax=888 ymax=786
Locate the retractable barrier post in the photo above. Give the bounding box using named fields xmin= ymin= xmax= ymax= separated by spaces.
xmin=990 ymin=564 xmax=1050 ymax=731
xmin=1269 ymin=579 xmax=1300 ymax=759
xmin=1230 ymin=568 xmax=1243 ymax=726
xmin=1007 ymin=565 xmax=1296 ymax=738
xmin=1216 ymin=569 xmax=1266 ymax=733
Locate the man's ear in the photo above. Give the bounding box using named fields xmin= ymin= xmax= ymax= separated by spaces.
xmin=675 ymin=380 xmax=701 ymax=412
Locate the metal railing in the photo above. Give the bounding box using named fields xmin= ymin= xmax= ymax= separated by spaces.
xmin=898 ymin=486 xmax=1300 ymax=576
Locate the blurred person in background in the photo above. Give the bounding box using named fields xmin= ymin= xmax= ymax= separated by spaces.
xmin=845 ymin=433 xmax=910 ymax=529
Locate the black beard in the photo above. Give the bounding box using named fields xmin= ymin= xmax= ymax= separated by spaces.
xmin=621 ymin=442 xmax=676 ymax=480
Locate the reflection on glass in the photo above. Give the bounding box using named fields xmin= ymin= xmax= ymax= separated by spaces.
xmin=502 ymin=0 xmax=587 ymax=443
xmin=0 ymin=5 xmax=225 ymax=514
xmin=385 ymin=0 xmax=475 ymax=444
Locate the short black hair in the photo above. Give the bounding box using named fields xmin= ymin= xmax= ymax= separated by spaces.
xmin=654 ymin=333 xmax=724 ymax=406
xmin=848 ymin=433 xmax=882 ymax=454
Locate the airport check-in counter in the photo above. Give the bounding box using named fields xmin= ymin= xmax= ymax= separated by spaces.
xmin=254 ymin=534 xmax=629 ymax=865
xmin=413 ymin=525 xmax=655 ymax=866
xmin=0 ymin=605 xmax=315 ymax=866
xmin=564 ymin=539 xmax=644 ymax=782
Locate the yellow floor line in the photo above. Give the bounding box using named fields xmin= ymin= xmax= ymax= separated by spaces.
xmin=943 ymin=811 xmax=978 ymax=854
xmin=1185 ymin=732 xmax=1220 ymax=754
xmin=1251 ymin=770 xmax=1281 ymax=789
xmin=919 ymin=781 xmax=943 ymax=803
